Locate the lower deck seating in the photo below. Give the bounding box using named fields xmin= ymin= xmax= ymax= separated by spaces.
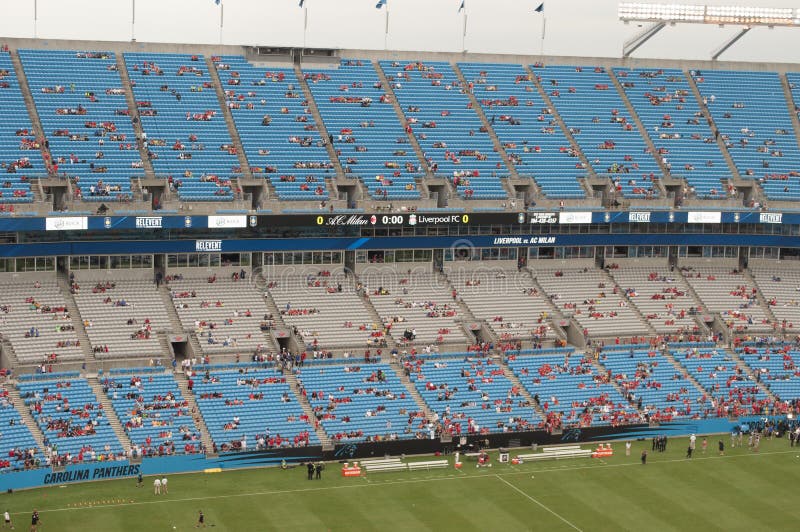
xmin=101 ymin=369 xmax=202 ymax=455
xmin=671 ymin=346 xmax=769 ymax=416
xmin=296 ymin=362 xmax=427 ymax=442
xmin=599 ymin=347 xmax=704 ymax=421
xmin=506 ymin=351 xmax=639 ymax=428
xmin=737 ymin=345 xmax=800 ymax=405
xmin=17 ymin=377 xmax=124 ymax=463
xmin=190 ymin=365 xmax=318 ymax=451
xmin=405 ymin=355 xmax=539 ymax=434
xmin=0 ymin=386 xmax=40 ymax=471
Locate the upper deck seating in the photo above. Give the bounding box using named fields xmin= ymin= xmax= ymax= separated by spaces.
xmin=613 ymin=67 xmax=729 ymax=198
xmin=360 ymin=271 xmax=468 ymax=346
xmin=694 ymin=70 xmax=800 ymax=201
xmin=19 ymin=49 xmax=141 ymax=201
xmin=680 ymin=267 xmax=773 ymax=334
xmin=72 ymin=279 xmax=169 ymax=359
xmin=458 ymin=62 xmax=586 ymax=198
xmin=379 ymin=60 xmax=507 ymax=199
xmin=448 ymin=269 xmax=556 ymax=342
xmin=534 ymin=267 xmax=651 ymax=339
xmin=537 ymin=65 xmax=662 ymax=199
xmin=212 ymin=56 xmax=332 ymax=201
xmin=123 ymin=52 xmax=236 ymax=201
xmin=304 ymin=59 xmax=422 ymax=200
xmin=0 ymin=51 xmax=39 ymax=204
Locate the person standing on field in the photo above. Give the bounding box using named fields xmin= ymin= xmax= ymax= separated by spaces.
xmin=161 ymin=477 xmax=168 ymax=494
xmin=154 ymin=477 xmax=162 ymax=495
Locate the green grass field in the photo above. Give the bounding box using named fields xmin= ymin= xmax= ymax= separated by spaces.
xmin=1 ymin=435 xmax=798 ymax=532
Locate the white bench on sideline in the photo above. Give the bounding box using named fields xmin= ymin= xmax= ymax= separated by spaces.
xmin=362 ymin=458 xmax=406 ymax=473
xmin=517 ymin=448 xmax=592 ymax=461
xmin=407 ymin=459 xmax=449 ymax=471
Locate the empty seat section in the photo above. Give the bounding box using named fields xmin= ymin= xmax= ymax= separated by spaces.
xmin=680 ymin=267 xmax=773 ymax=334
xmin=448 ymin=269 xmax=556 ymax=342
xmin=304 ymin=59 xmax=421 ymax=199
xmin=0 ymin=279 xmax=83 ymax=364
xmin=169 ymin=276 xmax=273 ymax=355
xmin=608 ymin=267 xmax=704 ymax=334
xmin=0 ymin=51 xmax=38 ymax=205
xmin=296 ymin=362 xmax=426 ymax=442
xmin=694 ymin=70 xmax=800 ymax=201
xmin=360 ymin=271 xmax=468 ymax=346
xmin=267 ymin=271 xmax=382 ymax=350
xmin=123 ymin=53 xmax=236 ymax=201
xmin=19 ymin=49 xmax=141 ymax=201
xmin=379 ymin=60 xmax=507 ymax=199
xmin=191 ymin=365 xmax=318 ymax=451
xmin=614 ymin=68 xmax=729 ymax=198
xmin=534 ymin=268 xmax=651 ymax=339
xmin=71 ymin=279 xmax=169 ymax=359
xmin=100 ymin=369 xmax=201 ymax=454
xmin=537 ymin=65 xmax=662 ymax=198
xmin=212 ymin=55 xmax=332 ymax=201
xmin=458 ymin=62 xmax=586 ymax=198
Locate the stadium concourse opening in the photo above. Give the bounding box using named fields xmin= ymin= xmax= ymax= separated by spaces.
xmin=0 ymin=35 xmax=799 ymax=497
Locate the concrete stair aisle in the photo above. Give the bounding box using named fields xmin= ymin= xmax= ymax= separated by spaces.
xmin=284 ymin=370 xmax=333 ymax=450
xmin=386 ymin=362 xmax=437 ymax=423
xmin=600 ymin=269 xmax=658 ymax=338
xmin=661 ymin=347 xmax=712 ymax=399
xmin=1 ymin=338 xmax=20 ymax=367
xmin=439 ymin=271 xmax=483 ymax=343
xmin=526 ymin=65 xmax=596 ymax=197
xmin=87 ymin=376 xmax=132 ymax=452
xmin=10 ymin=50 xmax=55 ymax=176
xmin=354 ymin=273 xmax=398 ymax=351
xmin=725 ymin=346 xmax=779 ymax=402
xmin=372 ymin=61 xmax=433 ymax=179
xmin=293 ymin=64 xmax=347 ymax=182
xmin=780 ymin=73 xmax=800 ymax=152
xmin=606 ymin=69 xmax=669 ymax=197
xmin=496 ymin=355 xmax=546 ymax=420
xmin=741 ymin=268 xmax=780 ymax=330
xmin=683 ymin=70 xmax=744 ymax=185
xmin=6 ymin=385 xmax=47 ymax=452
xmin=158 ymin=285 xmax=185 ymax=335
xmin=187 ymin=332 xmax=204 ymax=360
xmin=451 ymin=62 xmax=525 ymax=199
xmin=55 ymin=274 xmax=95 ymax=365
xmin=206 ymin=57 xmax=254 ymax=181
xmin=116 ymin=54 xmax=156 ymax=180
xmin=173 ymin=371 xmax=217 ymax=455
xmin=157 ymin=331 xmax=175 ymax=360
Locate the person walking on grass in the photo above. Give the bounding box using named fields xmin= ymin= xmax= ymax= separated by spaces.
xmin=641 ymin=450 xmax=647 ymax=465
xmin=701 ymin=437 xmax=707 ymax=454
xmin=29 ymin=510 xmax=39 ymax=532
xmin=3 ymin=509 xmax=13 ymax=530
xmin=137 ymin=472 xmax=143 ymax=488
xmin=196 ymin=510 xmax=206 ymax=528
xmin=718 ymin=440 xmax=725 ymax=456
